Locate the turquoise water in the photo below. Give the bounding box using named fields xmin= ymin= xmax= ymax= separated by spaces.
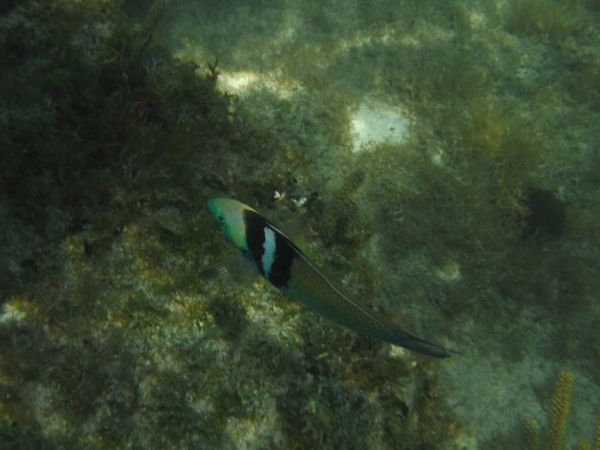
xmin=1 ymin=0 xmax=599 ymax=448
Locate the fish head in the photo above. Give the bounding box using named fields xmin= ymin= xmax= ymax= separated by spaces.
xmin=208 ymin=198 xmax=253 ymax=251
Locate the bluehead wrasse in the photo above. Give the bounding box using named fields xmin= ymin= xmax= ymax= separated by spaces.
xmin=208 ymin=198 xmax=456 ymax=358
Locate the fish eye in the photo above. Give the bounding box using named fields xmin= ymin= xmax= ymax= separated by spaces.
xmin=217 ymin=215 xmax=225 ymax=224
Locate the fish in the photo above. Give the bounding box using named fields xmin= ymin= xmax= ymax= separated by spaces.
xmin=207 ymin=197 xmax=456 ymax=358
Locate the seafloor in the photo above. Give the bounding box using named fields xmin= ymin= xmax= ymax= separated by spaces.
xmin=1 ymin=0 xmax=599 ymax=449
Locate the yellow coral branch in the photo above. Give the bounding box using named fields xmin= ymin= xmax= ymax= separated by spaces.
xmin=594 ymin=409 xmax=600 ymax=450
xmin=575 ymin=441 xmax=590 ymax=450
xmin=545 ymin=370 xmax=574 ymax=450
xmin=524 ymin=418 xmax=539 ymax=450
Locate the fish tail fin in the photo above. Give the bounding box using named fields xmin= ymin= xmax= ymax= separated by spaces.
xmin=405 ymin=338 xmax=458 ymax=358
xmin=390 ymin=328 xmax=459 ymax=358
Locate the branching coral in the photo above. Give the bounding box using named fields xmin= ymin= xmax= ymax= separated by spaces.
xmin=546 ymin=370 xmax=574 ymax=450
xmin=525 ymin=418 xmax=541 ymax=450
xmin=594 ymin=409 xmax=600 ymax=450
xmin=523 ymin=371 xmax=599 ymax=450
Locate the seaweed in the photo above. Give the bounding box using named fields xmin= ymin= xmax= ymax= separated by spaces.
xmin=506 ymin=0 xmax=583 ymax=42
xmin=522 ymin=187 xmax=566 ymax=238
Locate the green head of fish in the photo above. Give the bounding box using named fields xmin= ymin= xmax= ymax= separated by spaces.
xmin=208 ymin=197 xmax=253 ymax=251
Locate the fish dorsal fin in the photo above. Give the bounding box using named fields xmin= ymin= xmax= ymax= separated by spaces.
xmin=280 ymin=214 xmax=311 ymax=244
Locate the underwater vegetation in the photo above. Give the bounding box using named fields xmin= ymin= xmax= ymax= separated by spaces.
xmin=523 ymin=371 xmax=600 ymax=450
xmin=522 ymin=187 xmax=566 ymax=239
xmin=506 ymin=0 xmax=584 ymax=41
xmin=0 ymin=0 xmax=229 ymax=287
xmin=0 ymin=1 xmax=462 ymax=448
xmin=2 ymin=0 xmax=600 ymax=447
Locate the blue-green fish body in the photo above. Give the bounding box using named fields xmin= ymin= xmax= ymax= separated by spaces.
xmin=208 ymin=198 xmax=454 ymax=358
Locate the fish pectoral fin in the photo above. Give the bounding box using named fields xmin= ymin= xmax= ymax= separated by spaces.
xmin=200 ymin=255 xmax=253 ymax=281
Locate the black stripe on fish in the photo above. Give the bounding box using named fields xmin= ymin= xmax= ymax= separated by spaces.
xmin=243 ymin=209 xmax=295 ymax=288
xmin=244 ymin=209 xmax=266 ymax=275
xmin=267 ymin=229 xmax=295 ymax=288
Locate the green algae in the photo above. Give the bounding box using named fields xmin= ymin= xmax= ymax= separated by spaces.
xmin=506 ymin=0 xmax=584 ymax=41
xmin=1 ymin=0 xmax=600 ymax=448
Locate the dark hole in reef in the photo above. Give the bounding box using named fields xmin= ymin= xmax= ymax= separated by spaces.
xmin=522 ymin=187 xmax=566 ymax=239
